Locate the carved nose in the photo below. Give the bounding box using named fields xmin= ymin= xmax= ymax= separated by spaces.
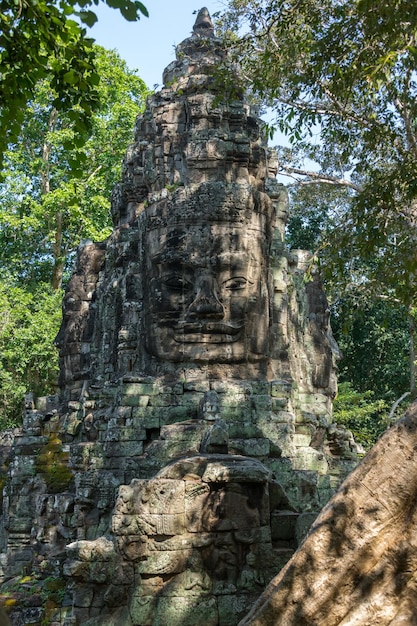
xmin=187 ymin=276 xmax=224 ymax=319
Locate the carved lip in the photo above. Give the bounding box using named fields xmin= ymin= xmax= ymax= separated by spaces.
xmin=174 ymin=321 xmax=243 ymax=343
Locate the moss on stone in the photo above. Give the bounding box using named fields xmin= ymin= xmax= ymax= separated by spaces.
xmin=35 ymin=435 xmax=73 ymax=494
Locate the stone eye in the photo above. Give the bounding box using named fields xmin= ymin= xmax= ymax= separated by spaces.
xmin=223 ymin=277 xmax=249 ymax=291
xmin=163 ymin=275 xmax=192 ymax=290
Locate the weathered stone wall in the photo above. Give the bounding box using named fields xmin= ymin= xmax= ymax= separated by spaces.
xmin=239 ymin=401 xmax=417 ymax=626
xmin=0 ymin=9 xmax=358 ymax=626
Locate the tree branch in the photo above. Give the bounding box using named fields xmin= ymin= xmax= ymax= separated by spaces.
xmin=388 ymin=391 xmax=411 ymax=425
xmin=277 ymin=164 xmax=362 ymax=190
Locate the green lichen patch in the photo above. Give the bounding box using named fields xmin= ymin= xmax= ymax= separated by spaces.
xmin=35 ymin=435 xmax=73 ymax=494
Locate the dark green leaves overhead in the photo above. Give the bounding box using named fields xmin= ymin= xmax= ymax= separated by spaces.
xmin=217 ymin=0 xmax=417 ymax=301
xmin=0 ymin=0 xmax=148 ymax=169
xmin=0 ymin=45 xmax=149 ymax=289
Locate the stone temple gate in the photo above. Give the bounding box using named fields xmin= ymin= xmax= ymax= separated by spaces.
xmin=0 ymin=8 xmax=358 ymax=626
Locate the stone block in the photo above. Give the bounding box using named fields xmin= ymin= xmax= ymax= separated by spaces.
xmin=170 ymin=382 xmax=185 ymax=394
xmin=250 ymin=395 xmax=272 ymax=412
xmin=121 ymin=394 xmax=145 ymax=408
xmin=135 ymin=548 xmax=191 ymax=575
xmin=161 ymin=405 xmax=197 ymax=423
xmin=271 ymin=379 xmax=293 ymax=397
xmin=269 ymin=410 xmax=296 ymax=424
xmin=218 ymin=594 xmax=256 ymax=626
xmin=73 ymin=586 xmax=95 ymax=608
xmin=115 ymin=406 xmax=133 ymax=419
xmin=160 ymin=421 xmax=204 ymax=443
xmin=292 ymin=448 xmax=329 ymax=475
xmin=22 ymin=410 xmax=42 ymax=430
xmin=215 ymin=404 xmax=252 ymax=421
xmin=228 ymin=438 xmax=270 ymax=457
xmin=201 ymin=457 xmax=271 ymax=484
xmin=103 ymin=427 xmax=147 ymax=443
xmin=256 ymin=421 xmax=296 ymax=457
xmin=14 ymin=434 xmax=49 ymax=449
xmin=153 ymin=595 xmax=218 ymax=626
xmin=149 ymin=393 xmax=179 ymax=407
xmin=227 ymin=422 xmax=262 ymax=439
xmin=100 ymin=385 xmax=119 ymax=399
xmin=131 ymin=406 xmax=161 ymax=428
xmin=64 ymin=414 xmax=83 ymax=436
xmin=121 ymin=382 xmax=159 ymax=398
xmin=145 ymin=438 xmax=200 ymax=461
xmin=293 ymin=433 xmax=312 ymax=447
xmin=270 ymin=510 xmax=298 ymax=541
xmin=129 ymin=595 xmax=157 ymax=626
xmin=271 ymin=397 xmax=289 ymax=410
xmin=295 ymin=511 xmax=318 ymax=546
xmin=209 ymin=381 xmax=245 ymax=395
xmin=70 ymin=442 xmax=105 ymax=470
xmin=13 ymin=607 xmax=43 ymax=624
xmin=9 ymin=456 xmax=36 ymax=478
xmin=7 ymin=516 xmax=33 ymax=533
xmin=184 ymin=381 xmax=210 ymax=392
xmin=136 ymin=395 xmax=150 ymax=407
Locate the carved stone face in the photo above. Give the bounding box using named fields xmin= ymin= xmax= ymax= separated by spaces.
xmin=144 ymin=219 xmax=270 ymax=363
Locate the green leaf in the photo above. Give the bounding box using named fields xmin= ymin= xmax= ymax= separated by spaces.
xmin=63 ymin=70 xmax=77 ymax=84
xmin=136 ymin=1 xmax=149 ymax=18
xmin=78 ymin=9 xmax=98 ymax=27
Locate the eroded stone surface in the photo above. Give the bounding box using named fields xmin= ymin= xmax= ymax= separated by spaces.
xmin=239 ymin=402 xmax=417 ymax=626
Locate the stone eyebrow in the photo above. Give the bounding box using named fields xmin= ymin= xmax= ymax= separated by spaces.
xmin=151 ymin=251 xmax=260 ymax=269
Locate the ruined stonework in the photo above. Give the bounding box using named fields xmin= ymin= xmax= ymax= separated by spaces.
xmin=239 ymin=401 xmax=417 ymax=626
xmin=0 ymin=9 xmax=358 ymax=625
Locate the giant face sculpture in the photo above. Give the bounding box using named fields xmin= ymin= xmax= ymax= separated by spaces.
xmin=144 ymin=211 xmax=271 ymax=364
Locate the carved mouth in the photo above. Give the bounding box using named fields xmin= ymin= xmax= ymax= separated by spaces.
xmin=173 ymin=322 xmax=243 ymax=343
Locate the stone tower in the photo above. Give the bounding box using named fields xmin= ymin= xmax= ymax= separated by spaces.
xmin=0 ymin=9 xmax=357 ymax=625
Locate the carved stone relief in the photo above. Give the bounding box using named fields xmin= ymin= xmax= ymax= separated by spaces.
xmin=143 ymin=186 xmax=272 ymax=365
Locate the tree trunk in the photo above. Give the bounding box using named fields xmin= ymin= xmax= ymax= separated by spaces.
xmin=41 ymin=108 xmax=57 ymax=196
xmin=409 ymin=308 xmax=416 ymax=398
xmin=239 ymin=403 xmax=417 ymax=626
xmin=42 ymin=107 xmax=66 ymax=290
xmin=51 ymin=210 xmax=64 ymax=290
xmin=51 ymin=260 xmax=64 ymax=291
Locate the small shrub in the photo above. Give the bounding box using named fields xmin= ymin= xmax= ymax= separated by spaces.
xmin=333 ymin=381 xmax=389 ymax=450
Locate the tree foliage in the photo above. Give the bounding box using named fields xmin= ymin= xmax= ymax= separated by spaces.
xmin=0 ymin=0 xmax=148 ymax=169
xmin=217 ymin=0 xmax=417 ymax=302
xmin=0 ymin=45 xmax=148 ymax=289
xmin=333 ymin=382 xmax=388 ymax=450
xmin=0 ymin=45 xmax=148 ymax=427
xmin=0 ymin=280 xmax=62 ymax=428
xmin=287 ymin=181 xmax=413 ymax=405
xmin=333 ymin=299 xmax=411 ymax=400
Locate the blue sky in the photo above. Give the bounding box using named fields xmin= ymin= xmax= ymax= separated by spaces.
xmin=90 ymin=1 xmax=224 ymax=89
